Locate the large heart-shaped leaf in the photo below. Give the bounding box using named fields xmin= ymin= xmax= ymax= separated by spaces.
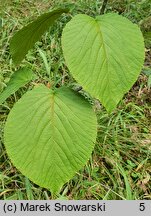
xmin=4 ymin=85 xmax=97 ymax=193
xmin=62 ymin=13 xmax=145 ymax=112
xmin=10 ymin=8 xmax=69 ymax=64
xmin=0 ymin=67 xmax=34 ymax=104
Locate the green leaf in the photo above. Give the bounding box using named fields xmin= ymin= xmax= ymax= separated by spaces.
xmin=0 ymin=68 xmax=33 ymax=104
xmin=10 ymin=8 xmax=69 ymax=64
xmin=4 ymin=85 xmax=97 ymax=193
xmin=62 ymin=13 xmax=145 ymax=112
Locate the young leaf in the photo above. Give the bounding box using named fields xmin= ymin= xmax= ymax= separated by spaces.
xmin=0 ymin=68 xmax=34 ymax=104
xmin=10 ymin=8 xmax=69 ymax=64
xmin=62 ymin=13 xmax=145 ymax=112
xmin=4 ymin=85 xmax=97 ymax=193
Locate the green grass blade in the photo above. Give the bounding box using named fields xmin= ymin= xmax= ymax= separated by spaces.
xmin=0 ymin=18 xmax=2 ymax=28
xmin=25 ymin=177 xmax=34 ymax=200
xmin=38 ymin=49 xmax=50 ymax=76
xmin=147 ymin=75 xmax=151 ymax=88
xmin=116 ymin=163 xmax=133 ymax=200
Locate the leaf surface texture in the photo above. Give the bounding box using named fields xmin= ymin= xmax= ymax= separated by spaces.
xmin=4 ymin=85 xmax=97 ymax=192
xmin=62 ymin=13 xmax=145 ymax=112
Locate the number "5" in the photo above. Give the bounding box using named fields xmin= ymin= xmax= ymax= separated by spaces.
xmin=139 ymin=203 xmax=145 ymax=211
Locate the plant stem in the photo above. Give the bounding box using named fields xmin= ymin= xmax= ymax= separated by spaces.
xmin=100 ymin=0 xmax=109 ymax=15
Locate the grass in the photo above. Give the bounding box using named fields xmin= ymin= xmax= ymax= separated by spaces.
xmin=0 ymin=0 xmax=151 ymax=200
